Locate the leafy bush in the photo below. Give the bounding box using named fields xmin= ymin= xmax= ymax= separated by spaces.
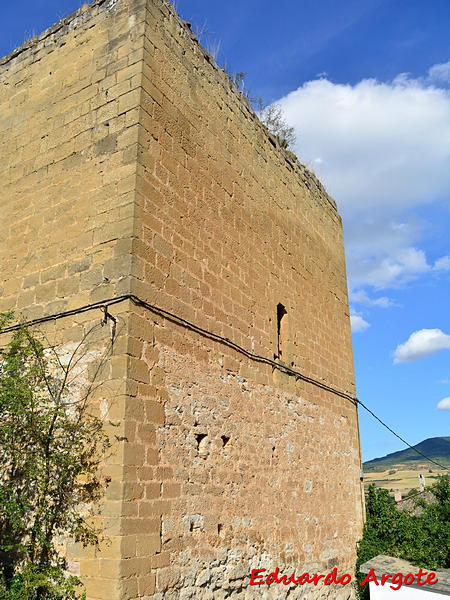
xmin=356 ymin=478 xmax=450 ymax=599
xmin=0 ymin=565 xmax=85 ymax=600
xmin=0 ymin=313 xmax=111 ymax=599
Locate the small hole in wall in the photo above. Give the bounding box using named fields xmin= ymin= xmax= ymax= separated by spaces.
xmin=272 ymin=446 xmax=276 ymax=457
xmin=221 ymin=435 xmax=230 ymax=448
xmin=190 ymin=522 xmax=194 ymax=532
xmin=195 ymin=433 xmax=207 ymax=450
xmin=218 ymin=523 xmax=223 ymax=535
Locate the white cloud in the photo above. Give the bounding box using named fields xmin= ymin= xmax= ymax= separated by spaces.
xmin=428 ymin=60 xmax=450 ymax=84
xmin=437 ymin=397 xmax=450 ymax=410
xmin=275 ymin=65 xmax=450 ymax=291
xmin=344 ymin=215 xmax=432 ymax=289
xmin=349 ymin=245 xmax=430 ymax=289
xmin=349 ymin=289 xmax=395 ymax=308
xmin=394 ymin=328 xmax=450 ymax=364
xmin=279 ymin=73 xmax=450 ymax=213
xmin=350 ymin=312 xmax=370 ymax=333
xmin=434 ymin=255 xmax=450 ymax=271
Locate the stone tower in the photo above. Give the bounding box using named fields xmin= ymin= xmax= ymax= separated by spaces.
xmin=0 ymin=0 xmax=364 ymax=598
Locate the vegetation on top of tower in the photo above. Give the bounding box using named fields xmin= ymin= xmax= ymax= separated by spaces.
xmin=256 ymin=99 xmax=297 ymax=153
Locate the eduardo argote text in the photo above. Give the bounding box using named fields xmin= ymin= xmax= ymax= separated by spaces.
xmin=250 ymin=566 xmax=438 ymax=591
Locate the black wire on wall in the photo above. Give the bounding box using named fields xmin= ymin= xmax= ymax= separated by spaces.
xmin=1 ymin=292 xmax=448 ymax=472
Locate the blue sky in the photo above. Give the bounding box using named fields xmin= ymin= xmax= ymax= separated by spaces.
xmin=2 ymin=1 xmax=449 ymax=462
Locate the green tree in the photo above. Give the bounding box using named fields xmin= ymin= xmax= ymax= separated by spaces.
xmin=356 ymin=478 xmax=450 ymax=599
xmin=0 ymin=313 xmax=111 ymax=600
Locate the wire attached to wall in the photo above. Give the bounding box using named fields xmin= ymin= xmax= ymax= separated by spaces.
xmin=1 ymin=292 xmax=448 ymax=472
xmin=356 ymin=398 xmax=448 ymax=471
xmin=101 ymin=305 xmax=117 ymax=342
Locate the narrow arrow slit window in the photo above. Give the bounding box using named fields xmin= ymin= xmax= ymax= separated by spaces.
xmin=277 ymin=303 xmax=287 ymax=359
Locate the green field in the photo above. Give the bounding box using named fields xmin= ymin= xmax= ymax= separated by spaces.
xmin=363 ymin=437 xmax=450 ymax=496
xmin=364 ymin=465 xmax=445 ymax=496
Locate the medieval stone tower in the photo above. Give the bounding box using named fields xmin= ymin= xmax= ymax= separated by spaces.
xmin=0 ymin=0 xmax=364 ymax=598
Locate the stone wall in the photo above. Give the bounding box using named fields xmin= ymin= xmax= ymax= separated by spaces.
xmin=0 ymin=0 xmax=364 ymax=598
xmin=0 ymin=1 xmax=148 ymax=597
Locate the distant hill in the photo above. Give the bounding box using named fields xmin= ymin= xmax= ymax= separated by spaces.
xmin=363 ymin=436 xmax=450 ymax=472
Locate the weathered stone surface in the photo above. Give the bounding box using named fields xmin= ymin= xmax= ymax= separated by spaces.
xmin=0 ymin=0 xmax=364 ymax=598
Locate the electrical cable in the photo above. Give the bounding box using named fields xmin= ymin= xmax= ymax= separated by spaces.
xmin=357 ymin=398 xmax=449 ymax=471
xmin=1 ymin=292 xmax=448 ymax=471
